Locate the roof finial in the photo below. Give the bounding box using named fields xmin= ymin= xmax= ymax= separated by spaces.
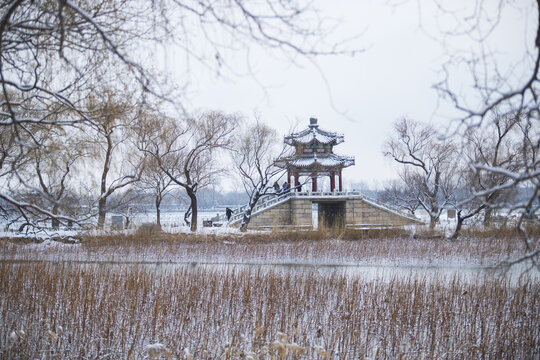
xmin=309 ymin=117 xmax=318 ymax=128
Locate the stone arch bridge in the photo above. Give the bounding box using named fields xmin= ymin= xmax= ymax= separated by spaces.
xmin=214 ymin=191 xmax=422 ymax=230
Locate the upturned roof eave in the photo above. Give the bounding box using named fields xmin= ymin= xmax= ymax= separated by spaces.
xmin=275 ymin=156 xmax=355 ymax=169
xmin=284 ymin=137 xmax=344 ymax=146
xmin=284 ymin=127 xmax=345 ymax=145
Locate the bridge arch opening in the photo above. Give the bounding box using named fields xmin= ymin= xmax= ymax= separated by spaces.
xmin=317 ymin=201 xmax=346 ymax=229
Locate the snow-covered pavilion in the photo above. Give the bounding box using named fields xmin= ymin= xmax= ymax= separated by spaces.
xmin=213 ymin=117 xmax=422 ymax=230
xmin=276 ymin=118 xmax=355 ymax=192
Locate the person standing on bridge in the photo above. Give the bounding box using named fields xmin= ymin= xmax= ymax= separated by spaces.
xmin=226 ymin=207 xmax=233 ymax=221
xmin=283 ymin=182 xmax=290 ymax=193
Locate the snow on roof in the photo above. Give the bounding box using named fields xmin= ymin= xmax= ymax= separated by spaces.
xmin=278 ymin=153 xmax=355 ymax=168
xmin=284 ymin=118 xmax=344 ymax=145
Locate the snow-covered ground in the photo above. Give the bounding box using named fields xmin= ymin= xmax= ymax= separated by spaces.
xmin=131 ymin=210 xmax=223 ymax=227
xmin=1 ymin=206 xmax=523 ymax=240
xmin=0 ymin=210 xmax=230 ymax=239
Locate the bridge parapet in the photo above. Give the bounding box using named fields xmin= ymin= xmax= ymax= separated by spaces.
xmin=212 ymin=190 xmax=421 ymax=229
xmin=214 ymin=191 xmax=364 ymax=222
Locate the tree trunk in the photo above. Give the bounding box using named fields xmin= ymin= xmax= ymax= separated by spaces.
xmin=452 ymin=206 xmax=484 ymax=240
xmin=240 ymin=211 xmax=251 ymax=232
xmin=155 ymin=196 xmax=162 ymax=227
xmin=240 ymin=203 xmax=255 ymax=232
xmin=426 ymin=197 xmax=439 ymax=230
xmin=97 ymin=197 xmax=107 ymax=229
xmin=51 ymin=204 xmax=60 ymax=230
xmin=429 ymin=214 xmax=437 ymax=230
xmin=186 ymin=187 xmax=198 ymax=232
xmin=484 ymin=207 xmax=492 ymax=226
xmin=98 ymin=132 xmax=112 ymax=229
xmin=451 ymin=211 xmax=465 ymax=240
xmin=240 ymin=191 xmax=262 ymax=232
xmin=184 ymin=206 xmax=191 ymax=226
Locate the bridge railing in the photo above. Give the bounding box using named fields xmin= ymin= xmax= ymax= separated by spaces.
xmin=359 ymin=194 xmax=418 ymax=220
xmin=212 ymin=190 xmax=365 ymax=224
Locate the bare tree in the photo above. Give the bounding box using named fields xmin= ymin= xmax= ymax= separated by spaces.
xmin=0 ymin=94 xmax=85 ymax=230
xmin=0 ymin=119 xmax=16 ymax=176
xmin=232 ymin=118 xmax=289 ymax=232
xmin=85 ymin=90 xmax=145 ymax=228
xmin=378 ymin=179 xmax=420 ymax=215
xmin=174 ymin=112 xmax=238 ymax=232
xmin=1 ymin=0 xmax=354 ymax=231
xmin=384 ymin=118 xmax=457 ymax=229
xmin=137 ymin=155 xmax=175 ymax=229
xmin=449 ymin=112 xmax=521 ymax=239
xmin=0 ymin=122 xmax=20 ymax=221
xmin=139 ymin=111 xmax=238 ymax=232
xmin=23 ymin=126 xmax=86 ymax=229
xmin=136 ymin=113 xmax=187 ymax=225
xmin=0 ymin=0 xmax=154 ymax=229
xmin=424 ymin=0 xmax=540 ymax=266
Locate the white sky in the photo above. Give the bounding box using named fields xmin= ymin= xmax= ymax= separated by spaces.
xmin=160 ymin=0 xmax=534 ymax=190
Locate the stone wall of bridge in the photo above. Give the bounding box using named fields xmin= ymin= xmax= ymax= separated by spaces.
xmin=242 ymin=196 xmax=421 ymax=230
xmin=247 ymin=198 xmax=313 ymax=229
xmin=345 ymin=199 xmax=420 ymax=228
xmin=246 ymin=199 xmax=292 ymax=229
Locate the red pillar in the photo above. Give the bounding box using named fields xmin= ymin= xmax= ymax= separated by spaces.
xmin=294 ymin=173 xmax=299 ymax=191
xmin=338 ymin=171 xmax=343 ymax=192
xmin=330 ymin=172 xmax=335 ymax=191
xmin=312 ymin=174 xmax=317 ymax=192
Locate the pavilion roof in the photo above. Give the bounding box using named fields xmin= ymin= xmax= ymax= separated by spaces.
xmin=276 ymin=152 xmax=355 ymax=169
xmin=284 ymin=118 xmax=344 ymax=145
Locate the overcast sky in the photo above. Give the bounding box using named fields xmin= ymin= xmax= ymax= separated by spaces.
xmin=159 ymin=0 xmax=533 ymax=190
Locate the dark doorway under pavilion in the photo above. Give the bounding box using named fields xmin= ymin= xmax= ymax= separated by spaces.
xmin=317 ymin=201 xmax=346 ymax=229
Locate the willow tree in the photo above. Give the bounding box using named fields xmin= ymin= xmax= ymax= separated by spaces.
xmin=0 ymin=0 xmax=355 ymax=230
xmin=84 ymin=90 xmax=145 ymax=229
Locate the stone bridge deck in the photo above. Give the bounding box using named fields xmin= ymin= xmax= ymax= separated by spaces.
xmin=213 ymin=191 xmax=423 ymax=230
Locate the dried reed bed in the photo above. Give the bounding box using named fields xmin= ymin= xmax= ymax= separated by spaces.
xmin=1 ymin=262 xmax=538 ymax=359
xmin=0 ymin=231 xmax=527 ymax=266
